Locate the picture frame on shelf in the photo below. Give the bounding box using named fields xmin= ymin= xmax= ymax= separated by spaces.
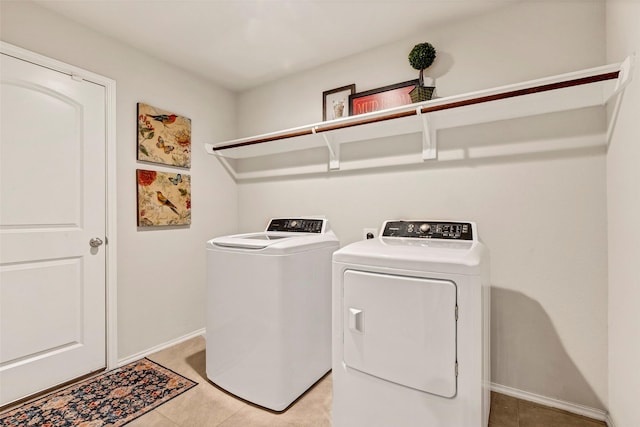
xmin=322 ymin=84 xmax=356 ymax=121
xmin=349 ymin=79 xmax=419 ymax=116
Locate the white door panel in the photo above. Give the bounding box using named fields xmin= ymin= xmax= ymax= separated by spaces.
xmin=1 ymin=83 xmax=82 ymax=226
xmin=0 ymin=53 xmax=106 ymax=405
xmin=1 ymin=259 xmax=83 ymax=363
xmin=343 ymin=270 xmax=457 ymax=398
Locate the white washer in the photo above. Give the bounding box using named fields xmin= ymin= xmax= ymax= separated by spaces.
xmin=206 ymin=218 xmax=339 ymax=411
xmin=332 ymin=220 xmax=490 ymax=427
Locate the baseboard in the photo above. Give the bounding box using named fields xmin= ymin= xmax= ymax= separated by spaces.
xmin=117 ymin=328 xmax=206 ymax=367
xmin=605 ymin=413 xmax=616 ymax=427
xmin=490 ymin=382 xmax=609 ymax=422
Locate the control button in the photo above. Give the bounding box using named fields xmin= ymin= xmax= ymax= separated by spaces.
xmin=290 ymin=220 xmax=298 ymax=228
xmin=419 ymin=223 xmax=431 ymax=233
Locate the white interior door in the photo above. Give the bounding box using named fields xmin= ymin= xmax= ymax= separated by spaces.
xmin=0 ymin=52 xmax=107 ymax=406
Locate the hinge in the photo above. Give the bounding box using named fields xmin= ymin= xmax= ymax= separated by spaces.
xmin=455 ymin=305 xmax=458 ymax=321
xmin=455 ymin=361 xmax=458 ymax=377
xmin=71 ymin=74 xmax=83 ymax=82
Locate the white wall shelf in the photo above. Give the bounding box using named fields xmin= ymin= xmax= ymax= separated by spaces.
xmin=206 ymin=57 xmax=633 ymax=180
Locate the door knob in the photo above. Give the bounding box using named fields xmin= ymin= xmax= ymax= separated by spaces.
xmin=89 ymin=237 xmax=104 ymax=248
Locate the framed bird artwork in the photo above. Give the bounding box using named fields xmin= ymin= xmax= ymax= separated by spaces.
xmin=137 ymin=103 xmax=191 ymax=168
xmin=137 ymin=169 xmax=191 ymax=227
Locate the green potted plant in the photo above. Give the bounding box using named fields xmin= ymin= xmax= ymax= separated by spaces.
xmin=408 ymin=42 xmax=437 ymax=102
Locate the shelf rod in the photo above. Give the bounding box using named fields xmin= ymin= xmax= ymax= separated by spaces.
xmin=212 ymin=70 xmax=619 ymax=152
xmin=418 ymin=71 xmax=620 ymax=115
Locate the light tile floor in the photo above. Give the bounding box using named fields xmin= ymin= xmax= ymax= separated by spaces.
xmin=131 ymin=336 xmax=330 ymax=426
xmin=489 ymin=392 xmax=606 ymax=427
xmin=132 ymin=335 xmax=605 ymax=427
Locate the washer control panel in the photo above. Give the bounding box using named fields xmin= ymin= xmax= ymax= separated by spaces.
xmin=267 ymin=218 xmax=324 ymax=233
xmin=382 ymin=220 xmax=473 ymax=240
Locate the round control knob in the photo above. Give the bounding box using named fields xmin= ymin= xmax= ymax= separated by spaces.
xmin=419 ymin=223 xmax=431 ymax=233
xmin=290 ymin=220 xmax=298 ymax=228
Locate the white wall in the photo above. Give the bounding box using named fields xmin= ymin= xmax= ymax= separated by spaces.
xmin=237 ymin=1 xmax=609 ymax=410
xmin=606 ymin=2 xmax=640 ymax=426
xmin=0 ymin=2 xmax=238 ymax=360
xmin=237 ymin=2 xmax=605 ymax=137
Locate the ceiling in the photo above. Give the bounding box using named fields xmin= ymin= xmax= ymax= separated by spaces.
xmin=34 ymin=0 xmax=517 ymax=91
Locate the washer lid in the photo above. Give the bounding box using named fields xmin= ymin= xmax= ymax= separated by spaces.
xmin=207 ymin=217 xmax=339 ymax=253
xmin=207 ymin=231 xmax=339 ymax=254
xmin=209 ymin=232 xmax=305 ymax=250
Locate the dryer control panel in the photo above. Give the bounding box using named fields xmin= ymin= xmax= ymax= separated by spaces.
xmin=382 ymin=220 xmax=473 ymax=240
xmin=267 ymin=218 xmax=324 ymax=233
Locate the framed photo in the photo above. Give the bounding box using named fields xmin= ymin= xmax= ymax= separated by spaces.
xmin=349 ymin=79 xmax=419 ymax=116
xmin=323 ymin=84 xmax=356 ymax=121
xmin=137 ymin=103 xmax=191 ymax=168
xmin=137 ymin=169 xmax=191 ymax=227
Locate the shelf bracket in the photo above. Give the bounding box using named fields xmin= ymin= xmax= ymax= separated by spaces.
xmin=611 ymin=54 xmax=634 ymax=98
xmin=418 ymin=108 xmax=437 ymax=160
xmin=205 ymin=143 xmax=239 ymax=180
xmin=314 ymin=127 xmax=340 ymax=170
xmin=607 ymin=54 xmax=635 ymax=145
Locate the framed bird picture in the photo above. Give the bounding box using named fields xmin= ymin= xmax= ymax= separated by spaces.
xmin=137 ymin=169 xmax=191 ymax=227
xmin=137 ymin=103 xmax=191 ymax=168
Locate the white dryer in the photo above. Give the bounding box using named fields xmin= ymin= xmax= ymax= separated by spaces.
xmin=206 ymin=218 xmax=339 ymax=411
xmin=332 ymin=220 xmax=490 ymax=427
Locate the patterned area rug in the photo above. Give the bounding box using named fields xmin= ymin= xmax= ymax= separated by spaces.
xmin=0 ymin=358 xmax=197 ymax=426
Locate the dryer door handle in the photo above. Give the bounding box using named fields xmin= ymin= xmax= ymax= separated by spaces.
xmin=349 ymin=308 xmax=364 ymax=333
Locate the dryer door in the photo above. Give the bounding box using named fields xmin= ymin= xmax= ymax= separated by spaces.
xmin=343 ymin=270 xmax=457 ymax=397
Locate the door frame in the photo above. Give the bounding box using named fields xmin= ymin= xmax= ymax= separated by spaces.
xmin=1 ymin=41 xmax=118 ymax=371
